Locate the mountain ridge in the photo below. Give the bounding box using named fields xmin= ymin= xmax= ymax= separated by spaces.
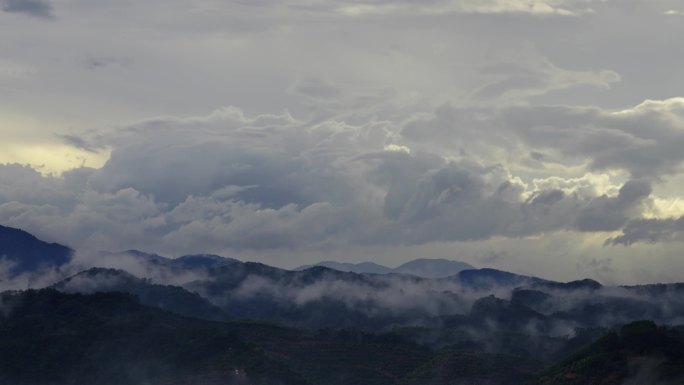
xmin=295 ymin=258 xmax=474 ymax=278
xmin=4 ymin=224 xmax=684 ymax=384
xmin=0 ymin=224 xmax=73 ymax=277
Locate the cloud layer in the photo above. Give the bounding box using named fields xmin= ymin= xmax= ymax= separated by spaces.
xmin=2 ymin=97 xmax=682 ymax=262
xmin=2 ymin=0 xmax=684 ymax=282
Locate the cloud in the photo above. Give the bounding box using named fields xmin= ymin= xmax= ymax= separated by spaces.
xmin=228 ymin=270 xmax=481 ymax=319
xmin=450 ymin=0 xmax=596 ymax=16
xmin=295 ymin=0 xmax=595 ymax=17
xmin=471 ymin=51 xmax=619 ymax=101
xmin=0 ymin=59 xmax=34 ymax=81
xmin=2 ymin=98 xmax=675 ymax=257
xmin=403 ymin=98 xmax=684 ymax=180
xmin=575 ymin=180 xmax=651 ymax=232
xmin=607 ymin=216 xmax=684 ymax=246
xmin=0 ymin=0 xmax=683 ymax=285
xmin=1 ymin=0 xmax=54 ymax=19
xmin=81 ymin=55 xmax=132 ymax=70
xmin=56 ymin=134 xmax=106 ymax=153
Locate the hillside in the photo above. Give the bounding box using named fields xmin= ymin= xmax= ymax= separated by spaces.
xmin=402 ymin=351 xmax=543 ymax=385
xmin=3 ymin=284 xmax=684 ymax=384
xmin=53 ymin=267 xmax=227 ymax=321
xmin=0 ymin=289 xmax=302 ymax=385
xmin=0 ymin=225 xmax=72 ymax=276
xmin=3 ymin=225 xmax=684 ymax=384
xmin=0 ymin=289 xmax=440 ymax=385
xmin=531 ymin=321 xmax=684 ymax=385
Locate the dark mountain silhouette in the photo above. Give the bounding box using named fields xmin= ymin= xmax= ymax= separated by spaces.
xmin=395 ymin=258 xmax=474 ymax=278
xmin=0 ymin=289 xmax=442 ymax=385
xmin=5 ymin=225 xmax=684 ymax=384
xmin=5 ymin=289 xmax=665 ymax=385
xmin=168 ymin=254 xmax=239 ymax=269
xmin=530 ymin=278 xmax=603 ymax=292
xmin=0 ymin=289 xmax=303 ymax=385
xmin=402 ymin=351 xmax=543 ymax=385
xmin=52 ymin=268 xmax=227 ymax=321
xmin=4 ymin=223 xmax=684 ymax=384
xmin=117 ymin=249 xmax=169 ymax=264
xmin=456 ymin=268 xmax=547 ymax=290
xmin=531 ymin=321 xmax=684 ymax=385
xmin=109 ymin=249 xmax=239 ymax=269
xmin=295 ymin=261 xmax=393 ymax=274
xmin=0 ymin=288 xmax=622 ymax=385
xmin=0 ymin=224 xmax=72 ymax=277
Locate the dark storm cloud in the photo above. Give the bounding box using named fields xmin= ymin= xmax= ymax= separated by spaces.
xmin=607 ymin=216 xmax=684 ymax=246
xmin=1 ymin=0 xmax=54 ymax=19
xmin=575 ymin=180 xmax=651 ymax=232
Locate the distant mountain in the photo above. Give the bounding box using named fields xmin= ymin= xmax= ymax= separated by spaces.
xmin=168 ymin=254 xmax=239 ymax=269
xmin=6 ymin=225 xmax=684 ymax=342
xmin=106 ymin=249 xmax=239 ymax=270
xmin=0 ymin=224 xmax=72 ymax=277
xmin=117 ymin=249 xmax=169 ymax=264
xmin=295 ymin=258 xmax=473 ymax=278
xmin=74 ymin=258 xmax=680 ymax=333
xmin=456 ymin=268 xmax=547 ymax=290
xmin=395 ymin=258 xmax=474 ymax=278
xmin=295 ymin=261 xmax=393 ymax=274
xmin=530 ymin=278 xmax=602 ymax=292
xmin=185 ymin=262 xmax=413 ymax=329
xmin=7 ymin=226 xmax=684 ymax=384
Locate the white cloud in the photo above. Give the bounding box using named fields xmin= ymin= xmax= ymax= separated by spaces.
xmin=296 ymin=0 xmax=595 ymax=17
xmin=2 ymin=0 xmax=684 ymax=282
xmin=1 ymin=98 xmax=678 ymax=258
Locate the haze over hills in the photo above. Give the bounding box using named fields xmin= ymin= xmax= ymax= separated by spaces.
xmin=3 ymin=224 xmax=684 ymax=384
xmin=5 ymin=287 xmax=684 ymax=385
xmin=52 ymin=267 xmax=227 ymax=321
xmin=2 ymin=224 xmax=684 ymax=332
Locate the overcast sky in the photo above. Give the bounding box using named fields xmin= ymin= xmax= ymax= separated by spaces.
xmin=2 ymin=0 xmax=684 ymax=283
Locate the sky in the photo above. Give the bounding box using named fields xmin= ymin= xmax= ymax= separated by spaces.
xmin=2 ymin=0 xmax=684 ymax=284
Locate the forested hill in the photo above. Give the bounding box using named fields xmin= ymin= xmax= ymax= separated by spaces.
xmin=2 ymin=289 xmax=684 ymax=385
